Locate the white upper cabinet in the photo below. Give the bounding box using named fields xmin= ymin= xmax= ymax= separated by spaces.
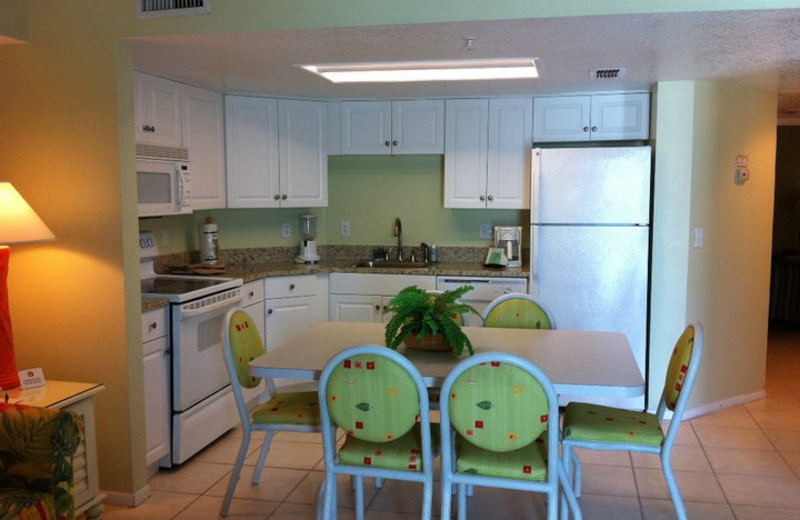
xmin=444 ymin=98 xmax=532 ymax=209
xmin=135 ymin=72 xmax=183 ymax=148
xmin=225 ymin=95 xmax=327 ymax=208
xmin=182 ymin=85 xmax=226 ymax=210
xmin=340 ymin=100 xmax=444 ymax=155
xmin=533 ymin=93 xmax=650 ymax=142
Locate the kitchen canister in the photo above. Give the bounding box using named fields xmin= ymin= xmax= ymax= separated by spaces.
xmin=429 ymin=244 xmax=438 ymax=263
xmin=200 ymin=216 xmax=220 ymax=265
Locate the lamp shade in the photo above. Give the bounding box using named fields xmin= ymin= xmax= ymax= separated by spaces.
xmin=0 ymin=182 xmax=55 ymax=245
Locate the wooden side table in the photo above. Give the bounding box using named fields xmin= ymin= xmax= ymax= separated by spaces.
xmin=7 ymin=380 xmax=106 ymax=520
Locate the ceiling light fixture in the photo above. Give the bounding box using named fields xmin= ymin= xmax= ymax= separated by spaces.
xmin=298 ymin=58 xmax=538 ymax=83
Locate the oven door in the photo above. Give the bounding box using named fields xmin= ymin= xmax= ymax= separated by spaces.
xmin=171 ymin=288 xmax=242 ymax=412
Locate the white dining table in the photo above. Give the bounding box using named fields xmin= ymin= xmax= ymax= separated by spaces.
xmin=249 ymin=321 xmax=645 ymax=400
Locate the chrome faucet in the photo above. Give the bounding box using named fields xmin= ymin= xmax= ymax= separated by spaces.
xmin=393 ymin=217 xmax=403 ymax=261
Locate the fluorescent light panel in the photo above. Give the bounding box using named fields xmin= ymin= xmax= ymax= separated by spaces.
xmin=299 ymin=58 xmax=538 ymax=83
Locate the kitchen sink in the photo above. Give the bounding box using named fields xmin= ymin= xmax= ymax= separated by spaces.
xmin=352 ymin=260 xmax=430 ymax=269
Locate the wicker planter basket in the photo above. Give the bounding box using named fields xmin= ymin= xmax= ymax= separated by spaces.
xmin=403 ymin=333 xmax=451 ymax=352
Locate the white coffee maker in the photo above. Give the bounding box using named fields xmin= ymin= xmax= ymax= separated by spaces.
xmin=297 ymin=213 xmax=320 ymax=263
xmin=493 ymin=226 xmax=522 ymax=268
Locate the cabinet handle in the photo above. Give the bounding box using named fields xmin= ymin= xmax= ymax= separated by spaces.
xmin=143 ymin=125 xmax=155 ymax=133
xmin=149 ymin=322 xmax=158 ymax=331
xmin=582 ymin=126 xmax=589 ymax=132
xmin=487 ymin=195 xmax=494 ymax=201
xmin=384 ymin=141 xmax=391 ymax=147
xmin=164 ymin=349 xmax=171 ymax=356
xmin=375 ymin=304 xmax=381 ymax=310
xmin=392 ymin=140 xmax=398 ymax=147
xmin=274 ymin=194 xmax=281 ymax=200
xmin=267 ymin=309 xmax=273 ymax=315
xmin=289 ymin=284 xmax=295 ymax=291
xmin=281 ymin=194 xmax=288 ymax=200
xmin=479 ymin=195 xmax=485 ymax=201
xmin=248 ymin=290 xmax=255 ymax=298
xmin=591 ymin=126 xmax=598 ymax=132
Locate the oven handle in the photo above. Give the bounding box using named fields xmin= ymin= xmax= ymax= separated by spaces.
xmin=177 ymin=293 xmax=243 ymax=320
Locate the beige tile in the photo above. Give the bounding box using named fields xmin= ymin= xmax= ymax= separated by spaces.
xmin=630 ymin=445 xmax=711 ymax=472
xmin=749 ymin=410 xmax=800 ymax=431
xmin=265 ymin=502 xmax=317 ymax=520
xmin=730 ymin=504 xmax=800 ymax=520
xmin=764 ymin=429 xmax=800 ymax=452
xmin=577 ymin=494 xmax=643 ymax=520
xmin=358 ymin=477 xmax=439 ymax=515
xmin=194 ymin=432 xmax=262 ymax=465
xmin=718 ymin=474 xmax=800 ymax=509
xmin=101 ymin=491 xmax=198 ymax=520
xmin=692 ymin=424 xmax=773 ymax=450
xmin=247 ymin=440 xmax=324 ymax=470
xmin=441 ymin=486 xmax=549 ymax=520
xmin=690 ymin=406 xmax=759 ymax=429
xmin=205 ymin=466 xmax=309 ymax=503
xmin=705 ymin=447 xmax=794 ymax=478
xmin=274 ymin=431 xmax=323 ymax=444
xmin=640 ymin=498 xmax=735 ymax=520
xmin=149 ymin=461 xmax=232 ymax=495
xmin=781 ymin=450 xmax=800 ymax=475
xmin=634 ymin=468 xmax=726 ymax=503
xmin=173 ymin=494 xmax=277 ymax=519
xmin=580 ymin=463 xmax=638 ymax=497
xmin=671 ymin=421 xmax=701 ymax=447
xmin=285 ymin=470 xmax=374 ymax=509
xmin=573 ymin=446 xmax=632 ymax=467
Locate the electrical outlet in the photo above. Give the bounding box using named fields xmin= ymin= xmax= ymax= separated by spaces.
xmin=479 ymin=223 xmax=493 ymax=240
xmin=341 ymin=220 xmax=351 ymax=237
xmin=161 ymin=228 xmax=170 ymax=247
xmin=281 ymin=222 xmax=291 ymax=238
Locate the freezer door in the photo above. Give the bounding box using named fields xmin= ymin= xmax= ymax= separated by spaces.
xmin=530 ymin=225 xmax=648 ymax=407
xmin=532 ymin=147 xmax=651 ymax=225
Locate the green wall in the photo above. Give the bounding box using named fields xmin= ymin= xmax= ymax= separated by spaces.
xmin=140 ymin=155 xmax=528 ymax=254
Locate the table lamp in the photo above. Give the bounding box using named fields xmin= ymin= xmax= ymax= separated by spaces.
xmin=0 ymin=182 xmax=55 ymax=389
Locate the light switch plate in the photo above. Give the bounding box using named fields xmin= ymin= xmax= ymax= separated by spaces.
xmin=480 ymin=223 xmax=493 ymax=240
xmin=281 ymin=222 xmax=291 ymax=238
xmin=341 ymin=220 xmax=351 ymax=237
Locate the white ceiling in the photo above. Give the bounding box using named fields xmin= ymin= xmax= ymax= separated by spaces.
xmin=130 ymin=9 xmax=800 ymax=118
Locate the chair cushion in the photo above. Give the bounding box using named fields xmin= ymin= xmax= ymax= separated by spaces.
xmin=448 ymin=361 xmax=549 ymax=452
xmin=483 ymin=299 xmax=552 ymax=329
xmin=455 ymin=432 xmax=548 ymax=481
xmin=252 ymin=391 xmax=321 ymax=426
xmin=228 ymin=310 xmax=265 ymax=389
xmin=563 ymin=402 xmax=663 ymax=446
xmin=338 ymin=423 xmax=438 ymax=472
xmin=664 ymin=325 xmax=695 ymax=411
xmin=326 ymin=354 xmax=420 ymax=443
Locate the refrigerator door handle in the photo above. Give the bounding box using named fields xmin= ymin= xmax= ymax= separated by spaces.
xmin=530 ymin=223 xmax=540 ymax=297
xmin=529 ymin=148 xmax=543 ymax=297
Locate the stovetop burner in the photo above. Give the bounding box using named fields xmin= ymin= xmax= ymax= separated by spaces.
xmin=141 ymin=276 xmax=232 ymax=295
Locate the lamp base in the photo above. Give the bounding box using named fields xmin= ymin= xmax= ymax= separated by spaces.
xmin=0 ymin=246 xmax=20 ymax=390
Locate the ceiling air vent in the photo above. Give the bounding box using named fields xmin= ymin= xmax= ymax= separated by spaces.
xmin=137 ymin=0 xmax=210 ymax=18
xmin=590 ymin=68 xmax=627 ymax=80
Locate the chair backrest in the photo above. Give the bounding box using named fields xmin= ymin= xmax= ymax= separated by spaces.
xmin=442 ymin=352 xmax=559 ymax=454
xmin=320 ymin=345 xmax=427 ymax=443
xmin=481 ymin=293 xmax=556 ymax=330
xmin=222 ymin=308 xmax=266 ymax=420
xmin=658 ymin=322 xmax=704 ymax=436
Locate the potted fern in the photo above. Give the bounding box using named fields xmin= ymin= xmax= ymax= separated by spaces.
xmin=384 ymin=285 xmax=482 ymax=357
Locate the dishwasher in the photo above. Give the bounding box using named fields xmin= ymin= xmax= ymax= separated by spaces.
xmin=436 ymin=276 xmax=528 ymax=325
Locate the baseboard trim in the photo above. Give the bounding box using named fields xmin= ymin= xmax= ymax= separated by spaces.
xmin=683 ymin=390 xmax=767 ymax=420
xmin=102 ymin=483 xmax=151 ymax=507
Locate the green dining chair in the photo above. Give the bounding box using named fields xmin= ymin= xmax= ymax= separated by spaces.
xmin=439 ymin=352 xmax=581 ymax=520
xmin=219 ymin=308 xmax=321 ymax=517
xmin=560 ymin=322 xmax=704 ymax=520
xmin=318 ymin=344 xmax=438 ymax=520
xmin=482 ymin=293 xmax=556 ymax=329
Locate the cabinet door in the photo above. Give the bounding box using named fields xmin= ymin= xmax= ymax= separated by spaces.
xmin=278 ymin=99 xmax=328 ymax=207
xmin=533 ymin=96 xmax=591 ymax=143
xmin=444 ymin=99 xmax=489 ymax=209
xmin=265 ymin=295 xmax=317 ymax=350
xmin=329 ymin=294 xmax=383 ymax=322
xmin=182 ymin=85 xmax=226 ymax=209
xmin=225 ymin=95 xmax=280 ymax=208
xmin=340 ymin=101 xmax=392 ymax=154
xmin=135 ymin=72 xmax=182 ymax=147
xmin=143 ymin=335 xmax=170 ymax=467
xmin=392 ymin=100 xmax=445 ymax=154
xmin=486 ymin=98 xmax=532 ymax=209
xmin=590 ymin=93 xmax=650 ymax=141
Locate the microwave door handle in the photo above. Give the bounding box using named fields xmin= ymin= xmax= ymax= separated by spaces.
xmin=175 ymin=165 xmax=185 ymax=210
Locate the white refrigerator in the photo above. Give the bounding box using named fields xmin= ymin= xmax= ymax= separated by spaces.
xmin=530 ymin=146 xmax=651 ymax=410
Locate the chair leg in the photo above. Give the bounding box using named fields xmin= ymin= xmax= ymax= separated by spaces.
xmin=322 ymin=471 xmax=337 ymax=520
xmin=354 ymin=475 xmax=365 ymax=520
xmin=663 ymin=459 xmax=688 ymax=520
xmin=421 ymin=475 xmax=433 ymax=520
xmin=441 ymin=475 xmax=453 ymax=520
xmin=558 ymin=464 xmax=582 ymax=520
xmin=252 ymin=431 xmax=274 ymax=484
xmin=220 ymin=434 xmax=251 ymax=516
xmin=457 ymin=483 xmax=468 ymax=520
xmin=375 ymin=477 xmax=383 ymax=489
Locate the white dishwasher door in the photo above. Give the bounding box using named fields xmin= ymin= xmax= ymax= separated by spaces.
xmin=436 ymin=276 xmax=527 ymax=325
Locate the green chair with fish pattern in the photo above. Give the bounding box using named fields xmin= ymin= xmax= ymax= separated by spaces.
xmin=219 ymin=308 xmax=321 ymax=517
xmin=482 ymin=293 xmax=556 ymax=330
xmin=560 ymin=322 xmax=703 ymax=520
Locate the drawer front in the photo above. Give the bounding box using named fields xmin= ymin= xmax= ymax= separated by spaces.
xmin=242 ymin=279 xmax=265 ymax=305
xmin=141 ymin=308 xmax=167 ymax=342
xmin=265 ymin=275 xmax=317 ymax=299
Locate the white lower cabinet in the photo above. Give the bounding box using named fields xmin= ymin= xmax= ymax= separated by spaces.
xmin=264 ymin=274 xmax=329 ymax=350
xmin=141 ymin=307 xmax=170 ymax=469
xmin=329 ymin=273 xmax=435 ymax=323
xmin=241 ymin=279 xmax=266 ymax=345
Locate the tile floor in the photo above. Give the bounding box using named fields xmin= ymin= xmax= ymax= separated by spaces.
xmin=102 ymin=328 xmax=800 ymax=519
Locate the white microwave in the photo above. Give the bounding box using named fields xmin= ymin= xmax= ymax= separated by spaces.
xmin=137 ymin=158 xmax=191 ymax=217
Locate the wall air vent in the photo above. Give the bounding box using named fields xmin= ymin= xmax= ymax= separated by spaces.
xmin=137 ymin=0 xmax=210 ymax=18
xmin=590 ymin=68 xmax=627 ymax=80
